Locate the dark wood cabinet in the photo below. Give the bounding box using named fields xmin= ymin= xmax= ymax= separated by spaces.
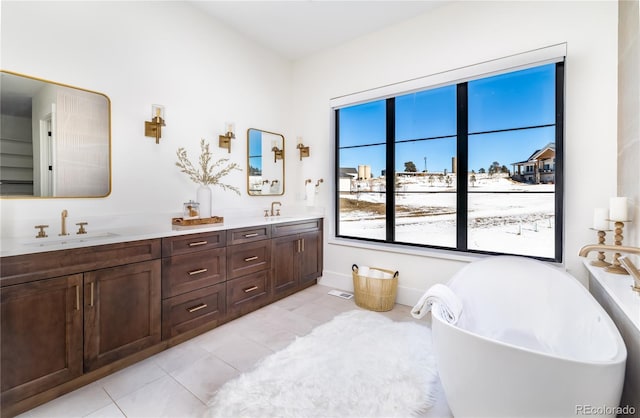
xmin=226 ymin=270 xmax=270 ymax=318
xmin=1 ymin=239 xmax=162 ymax=416
xmin=161 ymin=282 xmax=226 ymax=339
xmin=272 ymin=219 xmax=323 ymax=299
xmin=227 ymin=239 xmax=271 ymax=280
xmin=298 ymin=230 xmax=323 ymax=286
xmin=272 ymin=234 xmax=299 ymax=296
xmin=226 ymin=234 xmax=271 ymax=319
xmin=0 ymin=274 xmax=83 ymax=406
xmin=83 ymin=260 xmax=161 ymax=372
xmin=160 ymin=233 xmax=228 ymax=340
xmin=162 ymin=247 xmax=226 ymax=298
xmin=0 ymin=218 xmax=323 ymax=416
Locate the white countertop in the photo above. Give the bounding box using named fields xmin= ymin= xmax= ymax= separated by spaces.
xmin=0 ymin=213 xmax=324 ymax=258
xmin=585 ymin=259 xmax=640 ymax=333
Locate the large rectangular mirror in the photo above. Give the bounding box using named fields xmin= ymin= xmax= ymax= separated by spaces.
xmin=247 ymin=128 xmax=284 ymax=196
xmin=0 ymin=70 xmax=111 ymax=198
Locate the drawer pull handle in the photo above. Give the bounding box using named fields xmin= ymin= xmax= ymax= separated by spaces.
xmin=188 ymin=241 xmax=208 ymax=247
xmin=244 ymin=256 xmax=258 ymax=262
xmin=89 ymin=282 xmax=94 ymax=307
xmin=75 ymin=285 xmax=80 ymax=311
xmin=244 ymin=233 xmax=259 ymax=238
xmin=243 ymin=285 xmax=259 ymax=293
xmin=188 ymin=268 xmax=208 ymax=276
xmin=187 ymin=303 xmax=208 ymax=313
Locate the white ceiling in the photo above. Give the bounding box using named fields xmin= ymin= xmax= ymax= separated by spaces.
xmin=188 ymin=1 xmax=447 ymax=60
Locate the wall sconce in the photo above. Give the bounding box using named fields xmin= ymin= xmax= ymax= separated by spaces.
xmin=218 ymin=122 xmax=235 ymax=153
xmin=271 ymin=141 xmax=284 ymax=163
xmin=144 ymin=105 xmax=165 ymax=144
xmin=296 ymin=136 xmax=310 ymax=161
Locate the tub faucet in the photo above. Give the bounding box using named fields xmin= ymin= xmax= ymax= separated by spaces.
xmin=578 ymin=244 xmax=640 ymax=257
xmin=579 ymin=244 xmax=640 ymax=293
xmin=619 ymin=256 xmax=640 ymax=293
xmin=59 ymin=209 xmax=69 ymax=236
xmin=270 ymin=201 xmax=281 ymax=217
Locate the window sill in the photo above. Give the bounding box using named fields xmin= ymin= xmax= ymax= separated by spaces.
xmin=327 ymin=236 xmax=483 ymax=263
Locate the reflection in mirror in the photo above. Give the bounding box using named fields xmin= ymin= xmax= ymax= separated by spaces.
xmin=0 ymin=70 xmax=111 ymax=198
xmin=247 ymin=128 xmax=284 ymax=196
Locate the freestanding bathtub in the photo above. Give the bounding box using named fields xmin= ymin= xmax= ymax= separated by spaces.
xmin=432 ymin=256 xmax=627 ymax=418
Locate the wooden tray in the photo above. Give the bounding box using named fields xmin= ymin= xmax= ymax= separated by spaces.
xmin=171 ymin=216 xmax=224 ymax=226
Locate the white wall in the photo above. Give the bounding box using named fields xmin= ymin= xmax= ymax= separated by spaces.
xmin=1 ymin=1 xmax=620 ymax=304
xmin=291 ymin=1 xmax=619 ymax=301
xmin=0 ymin=1 xmax=296 ymax=235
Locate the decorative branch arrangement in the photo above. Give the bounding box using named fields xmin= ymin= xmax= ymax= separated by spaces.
xmin=176 ymin=138 xmax=242 ymax=195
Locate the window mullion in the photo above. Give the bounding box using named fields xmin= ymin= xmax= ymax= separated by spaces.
xmin=386 ymin=98 xmax=395 ymax=243
xmin=554 ymin=62 xmax=565 ymax=262
xmin=456 ymin=83 xmax=468 ymax=251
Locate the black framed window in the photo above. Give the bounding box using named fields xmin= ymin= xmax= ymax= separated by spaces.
xmin=335 ymin=62 xmax=564 ymax=261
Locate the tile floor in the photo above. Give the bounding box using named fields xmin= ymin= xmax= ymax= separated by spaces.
xmin=17 ymin=284 xmax=452 ymax=418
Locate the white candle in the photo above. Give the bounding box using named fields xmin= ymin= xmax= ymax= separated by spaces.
xmin=609 ymin=197 xmax=628 ymax=221
xmin=593 ymin=208 xmax=609 ymax=230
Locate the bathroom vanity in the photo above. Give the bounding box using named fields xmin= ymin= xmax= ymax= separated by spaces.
xmin=0 ymin=216 xmax=323 ymax=417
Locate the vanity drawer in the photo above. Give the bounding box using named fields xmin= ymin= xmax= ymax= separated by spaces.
xmin=271 ymin=218 xmax=322 ymax=237
xmin=161 ymin=231 xmax=226 ymax=257
xmin=162 ymin=248 xmax=226 ymax=298
xmin=226 ymin=270 xmax=269 ymax=317
xmin=227 ymin=225 xmax=271 ymax=245
xmin=162 ymin=282 xmax=226 ymax=340
xmin=227 ymin=240 xmax=271 ymax=280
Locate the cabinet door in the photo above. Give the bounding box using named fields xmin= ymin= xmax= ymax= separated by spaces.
xmin=84 ymin=260 xmax=161 ymax=372
xmin=271 ymin=234 xmax=298 ymax=297
xmin=1 ymin=274 xmax=83 ymax=405
xmin=299 ymin=230 xmax=322 ymax=286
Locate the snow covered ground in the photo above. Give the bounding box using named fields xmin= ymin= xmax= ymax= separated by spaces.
xmin=339 ymin=174 xmax=555 ymax=258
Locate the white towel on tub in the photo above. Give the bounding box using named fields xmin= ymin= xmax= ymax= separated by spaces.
xmin=411 ymin=284 xmax=463 ymax=323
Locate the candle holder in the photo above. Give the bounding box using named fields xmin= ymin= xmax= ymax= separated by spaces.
xmin=588 ymin=228 xmax=611 ymax=267
xmin=604 ymin=220 xmax=631 ymax=274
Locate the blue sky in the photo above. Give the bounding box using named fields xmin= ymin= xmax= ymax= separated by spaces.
xmin=338 ymin=64 xmax=556 ymax=176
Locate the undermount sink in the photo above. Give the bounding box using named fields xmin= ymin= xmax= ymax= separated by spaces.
xmin=22 ymin=232 xmax=120 ymax=248
xmin=263 ymin=216 xmax=296 ymax=223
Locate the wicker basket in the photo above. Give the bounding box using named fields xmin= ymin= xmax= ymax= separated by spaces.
xmin=352 ymin=264 xmax=398 ymax=312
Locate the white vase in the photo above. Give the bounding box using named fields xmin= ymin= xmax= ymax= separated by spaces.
xmin=196 ymin=185 xmax=212 ymax=218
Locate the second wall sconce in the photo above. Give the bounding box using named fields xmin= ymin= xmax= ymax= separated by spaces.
xmin=271 ymin=140 xmax=284 ymax=163
xmin=296 ymin=136 xmax=310 ymax=161
xmin=218 ymin=122 xmax=235 ymax=153
xmin=144 ymin=104 xmax=165 ymax=144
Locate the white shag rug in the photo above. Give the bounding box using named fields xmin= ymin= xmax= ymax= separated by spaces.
xmin=205 ymin=310 xmax=438 ymax=418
